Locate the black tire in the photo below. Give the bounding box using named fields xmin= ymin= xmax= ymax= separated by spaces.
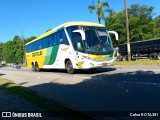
xmin=122 ymin=56 xmax=128 ymax=61
xmin=65 ymin=60 xmax=75 ymax=74
xmin=32 ymin=63 xmax=35 ymax=71
xmin=131 ymin=55 xmax=136 ymax=60
xmin=149 ymin=53 xmax=157 ymax=60
xmin=35 ymin=63 xmax=41 ymax=72
xmin=116 ymin=56 xmax=122 ymax=61
xmin=149 ymin=53 xmax=153 ymax=60
xmin=157 ymin=53 xmax=160 ymax=60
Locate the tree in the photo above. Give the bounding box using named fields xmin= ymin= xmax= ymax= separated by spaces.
xmin=46 ymin=29 xmax=52 ymax=32
xmin=24 ymin=36 xmax=36 ymax=44
xmin=13 ymin=36 xmax=24 ymax=63
xmin=0 ymin=43 xmax=4 ymax=61
xmin=128 ymin=4 xmax=155 ymax=41
xmin=2 ymin=36 xmax=37 ymax=63
xmin=154 ymin=15 xmax=160 ymax=37
xmin=88 ymin=0 xmax=110 ymax=23
xmin=3 ymin=36 xmax=23 ymax=63
xmin=106 ymin=11 xmax=126 ymax=45
xmin=106 ymin=4 xmax=155 ymax=46
xmin=3 ymin=41 xmax=15 ymax=63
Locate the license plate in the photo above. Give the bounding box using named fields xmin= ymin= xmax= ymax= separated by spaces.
xmin=102 ymin=62 xmax=107 ymax=66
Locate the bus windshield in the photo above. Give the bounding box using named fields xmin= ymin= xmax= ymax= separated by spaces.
xmin=66 ymin=26 xmax=114 ymax=55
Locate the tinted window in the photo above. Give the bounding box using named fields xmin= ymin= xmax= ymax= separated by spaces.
xmin=59 ymin=30 xmax=69 ymax=44
xmin=49 ymin=34 xmax=54 ymax=46
xmin=26 ymin=28 xmax=69 ymax=52
xmin=39 ymin=40 xmax=42 ymax=49
xmin=73 ymin=32 xmax=84 ymax=52
xmin=66 ymin=26 xmax=78 ymax=43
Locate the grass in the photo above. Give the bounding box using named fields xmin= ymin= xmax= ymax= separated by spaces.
xmin=114 ymin=59 xmax=160 ymax=66
xmin=0 ymin=77 xmax=94 ymax=120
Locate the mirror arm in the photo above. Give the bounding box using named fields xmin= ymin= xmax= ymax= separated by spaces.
xmin=108 ymin=31 xmax=119 ymax=41
xmin=73 ymin=30 xmax=86 ymax=40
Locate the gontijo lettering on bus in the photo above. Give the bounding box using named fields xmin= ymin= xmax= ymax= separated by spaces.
xmin=32 ymin=51 xmax=43 ymax=57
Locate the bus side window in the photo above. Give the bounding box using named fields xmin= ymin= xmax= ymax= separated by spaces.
xmin=53 ymin=33 xmax=57 ymax=45
xmin=26 ymin=45 xmax=28 ymax=52
xmin=56 ymin=32 xmax=60 ymax=45
xmin=39 ymin=39 xmax=42 ymax=49
xmin=44 ymin=37 xmax=48 ymax=48
xmin=49 ymin=34 xmax=54 ymax=46
xmin=42 ymin=38 xmax=45 ymax=49
xmin=59 ymin=30 xmax=63 ymax=44
xmin=60 ymin=30 xmax=69 ymax=45
xmin=32 ymin=42 xmax=34 ymax=51
xmin=34 ymin=41 xmax=36 ymax=51
xmin=36 ymin=41 xmax=39 ymax=50
xmin=30 ymin=44 xmax=32 ymax=52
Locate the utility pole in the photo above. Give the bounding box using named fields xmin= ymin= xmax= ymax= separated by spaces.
xmin=19 ymin=22 xmax=25 ymax=64
xmin=124 ymin=0 xmax=131 ymax=61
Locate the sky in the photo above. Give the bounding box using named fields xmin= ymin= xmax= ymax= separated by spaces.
xmin=0 ymin=0 xmax=160 ymax=43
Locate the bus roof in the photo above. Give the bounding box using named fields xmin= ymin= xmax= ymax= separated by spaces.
xmin=25 ymin=21 xmax=104 ymax=45
xmin=64 ymin=21 xmax=104 ymax=27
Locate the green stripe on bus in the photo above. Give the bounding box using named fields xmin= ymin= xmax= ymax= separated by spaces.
xmin=48 ymin=45 xmax=59 ymax=65
xmin=44 ymin=47 xmax=52 ymax=65
xmin=44 ymin=45 xmax=59 ymax=65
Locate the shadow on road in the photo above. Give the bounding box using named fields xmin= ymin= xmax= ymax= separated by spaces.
xmin=0 ymin=65 xmax=6 ymax=68
xmin=40 ymin=67 xmax=117 ymax=74
xmin=28 ymin=70 xmax=160 ymax=119
xmin=0 ymin=73 xmax=5 ymax=76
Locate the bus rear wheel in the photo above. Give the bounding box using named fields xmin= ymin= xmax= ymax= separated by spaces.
xmin=35 ymin=62 xmax=41 ymax=72
xmin=32 ymin=63 xmax=35 ymax=71
xmin=65 ymin=60 xmax=75 ymax=74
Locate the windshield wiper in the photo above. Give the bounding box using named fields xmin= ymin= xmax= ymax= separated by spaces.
xmin=96 ymin=43 xmax=101 ymax=55
xmin=95 ymin=29 xmax=103 ymax=55
xmin=97 ymin=36 xmax=114 ymax=55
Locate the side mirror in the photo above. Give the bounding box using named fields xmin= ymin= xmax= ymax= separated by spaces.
xmin=73 ymin=30 xmax=86 ymax=40
xmin=108 ymin=31 xmax=119 ymax=41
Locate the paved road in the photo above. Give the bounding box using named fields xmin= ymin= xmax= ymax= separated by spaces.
xmin=0 ymin=66 xmax=160 ymax=119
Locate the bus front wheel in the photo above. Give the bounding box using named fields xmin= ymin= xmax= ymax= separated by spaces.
xmin=65 ymin=60 xmax=75 ymax=74
xmin=157 ymin=53 xmax=160 ymax=60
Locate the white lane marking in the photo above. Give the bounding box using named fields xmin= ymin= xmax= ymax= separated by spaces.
xmin=74 ymin=75 xmax=91 ymax=79
xmin=117 ymin=68 xmax=160 ymax=72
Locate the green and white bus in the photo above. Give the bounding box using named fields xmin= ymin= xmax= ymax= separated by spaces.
xmin=25 ymin=21 xmax=118 ymax=74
